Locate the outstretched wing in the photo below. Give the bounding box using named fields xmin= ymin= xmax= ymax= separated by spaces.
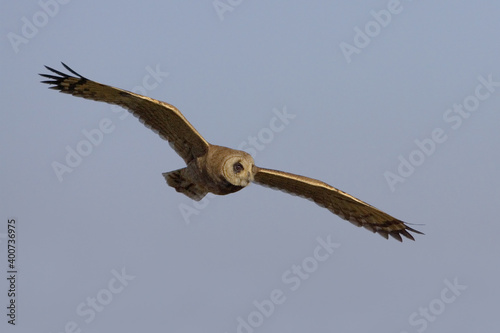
xmin=40 ymin=63 xmax=209 ymax=164
xmin=253 ymin=167 xmax=423 ymax=241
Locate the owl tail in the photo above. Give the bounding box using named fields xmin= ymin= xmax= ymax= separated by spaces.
xmin=163 ymin=168 xmax=208 ymax=201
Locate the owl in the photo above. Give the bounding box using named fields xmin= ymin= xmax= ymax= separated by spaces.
xmin=40 ymin=63 xmax=423 ymax=242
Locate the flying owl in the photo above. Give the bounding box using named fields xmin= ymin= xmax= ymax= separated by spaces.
xmin=40 ymin=63 xmax=423 ymax=242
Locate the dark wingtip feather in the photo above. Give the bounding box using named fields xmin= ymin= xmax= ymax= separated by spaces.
xmin=389 ymin=231 xmax=403 ymax=242
xmin=48 ymin=86 xmax=63 ymax=90
xmin=61 ymin=62 xmax=86 ymax=79
xmin=400 ymin=229 xmax=415 ymax=241
xmin=40 ymin=80 xmax=57 ymax=85
xmin=406 ymin=225 xmax=425 ymax=236
xmin=43 ymin=65 xmax=69 ymax=78
xmin=39 ymin=73 xmax=61 ymax=81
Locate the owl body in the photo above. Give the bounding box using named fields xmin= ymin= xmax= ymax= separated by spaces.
xmin=164 ymin=145 xmax=255 ymax=200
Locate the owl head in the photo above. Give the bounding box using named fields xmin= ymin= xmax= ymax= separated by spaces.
xmin=222 ymin=153 xmax=255 ymax=187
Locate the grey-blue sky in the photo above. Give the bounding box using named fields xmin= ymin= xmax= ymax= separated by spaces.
xmin=1 ymin=1 xmax=500 ymax=332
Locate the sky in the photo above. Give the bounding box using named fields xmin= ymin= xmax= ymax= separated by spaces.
xmin=1 ymin=1 xmax=500 ymax=332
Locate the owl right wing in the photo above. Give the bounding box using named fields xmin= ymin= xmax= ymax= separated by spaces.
xmin=40 ymin=63 xmax=210 ymax=164
xmin=253 ymin=167 xmax=423 ymax=242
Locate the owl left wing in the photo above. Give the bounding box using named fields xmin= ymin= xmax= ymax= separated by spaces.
xmin=40 ymin=63 xmax=210 ymax=164
xmin=253 ymin=167 xmax=423 ymax=242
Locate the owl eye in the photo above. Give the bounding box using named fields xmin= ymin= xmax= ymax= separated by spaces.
xmin=233 ymin=162 xmax=244 ymax=174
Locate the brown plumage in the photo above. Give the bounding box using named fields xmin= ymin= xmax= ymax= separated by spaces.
xmin=40 ymin=63 xmax=423 ymax=242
